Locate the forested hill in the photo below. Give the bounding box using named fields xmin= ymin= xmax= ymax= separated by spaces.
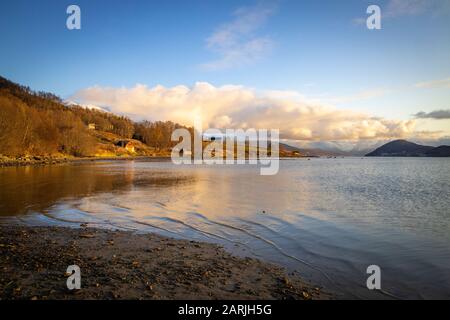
xmin=0 ymin=76 xmax=187 ymax=158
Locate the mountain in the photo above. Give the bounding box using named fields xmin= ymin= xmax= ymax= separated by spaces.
xmin=0 ymin=76 xmax=183 ymax=158
xmin=278 ymin=143 xmax=343 ymax=157
xmin=424 ymin=145 xmax=450 ymax=157
xmin=365 ymin=140 xmax=450 ymax=157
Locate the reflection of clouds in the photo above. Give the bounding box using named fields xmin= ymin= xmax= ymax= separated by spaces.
xmin=0 ymin=163 xmax=193 ymax=216
xmin=5 ymin=160 xmax=448 ymax=300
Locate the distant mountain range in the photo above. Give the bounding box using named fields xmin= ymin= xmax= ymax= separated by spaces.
xmin=365 ymin=140 xmax=450 ymax=157
xmin=278 ymin=143 xmax=343 ymax=157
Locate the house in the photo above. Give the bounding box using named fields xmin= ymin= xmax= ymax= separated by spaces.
xmin=178 ymin=148 xmax=192 ymax=157
xmin=116 ymin=140 xmax=136 ymax=153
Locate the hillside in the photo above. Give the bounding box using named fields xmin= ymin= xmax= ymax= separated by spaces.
xmin=278 ymin=143 xmax=336 ymax=157
xmin=89 ymin=130 xmax=170 ymax=157
xmin=424 ymin=145 xmax=450 ymax=157
xmin=365 ymin=140 xmax=450 ymax=157
xmin=0 ymin=76 xmax=309 ymax=161
xmin=0 ymin=76 xmax=184 ymax=159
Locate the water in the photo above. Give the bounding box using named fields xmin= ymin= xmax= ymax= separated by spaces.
xmin=1 ymin=158 xmax=449 ymax=299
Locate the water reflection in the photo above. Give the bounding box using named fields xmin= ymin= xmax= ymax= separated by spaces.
xmin=0 ymin=161 xmax=194 ymax=216
xmin=0 ymin=158 xmax=449 ymax=299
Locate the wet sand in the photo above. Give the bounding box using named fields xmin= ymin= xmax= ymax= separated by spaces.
xmin=0 ymin=226 xmax=329 ymax=300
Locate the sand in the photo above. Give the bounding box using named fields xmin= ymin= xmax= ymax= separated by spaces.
xmin=0 ymin=225 xmax=329 ymax=300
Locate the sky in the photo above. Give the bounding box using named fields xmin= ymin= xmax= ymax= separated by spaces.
xmin=1 ymin=0 xmax=449 ymax=148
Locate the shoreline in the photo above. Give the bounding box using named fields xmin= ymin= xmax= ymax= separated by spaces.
xmin=0 ymin=225 xmax=329 ymax=300
xmin=0 ymin=155 xmax=316 ymax=168
xmin=0 ymin=155 xmax=172 ymax=167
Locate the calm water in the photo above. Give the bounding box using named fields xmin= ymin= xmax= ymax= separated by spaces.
xmin=1 ymin=158 xmax=449 ymax=299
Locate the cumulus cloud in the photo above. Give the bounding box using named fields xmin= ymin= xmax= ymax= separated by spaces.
xmin=414 ymin=109 xmax=450 ymax=119
xmin=201 ymin=3 xmax=276 ymax=70
xmin=69 ymin=82 xmax=427 ymax=142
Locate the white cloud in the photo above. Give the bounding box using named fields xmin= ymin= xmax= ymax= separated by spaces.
xmin=353 ymin=0 xmax=450 ymax=25
xmin=385 ymin=0 xmax=434 ymax=17
xmin=415 ymin=77 xmax=450 ymax=89
xmin=201 ymin=3 xmax=276 ymax=70
xmin=325 ymin=88 xmax=389 ymax=104
xmin=70 ymin=82 xmax=434 ymax=142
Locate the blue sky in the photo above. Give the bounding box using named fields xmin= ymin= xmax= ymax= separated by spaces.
xmin=1 ymin=0 xmax=449 ymax=143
